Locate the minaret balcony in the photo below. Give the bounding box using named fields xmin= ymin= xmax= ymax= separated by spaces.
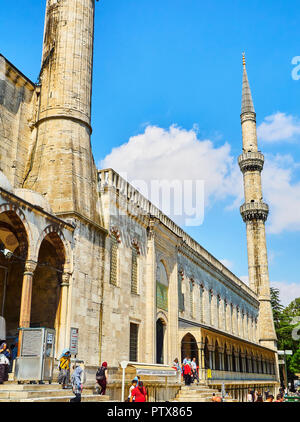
xmin=240 ymin=201 xmax=269 ymax=222
xmin=238 ymin=151 xmax=264 ymax=173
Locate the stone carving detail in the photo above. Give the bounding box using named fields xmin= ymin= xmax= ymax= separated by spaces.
xmin=240 ymin=201 xmax=269 ymax=222
xmin=110 ymin=226 xmax=121 ymax=243
xmin=238 ymin=151 xmax=264 ymax=173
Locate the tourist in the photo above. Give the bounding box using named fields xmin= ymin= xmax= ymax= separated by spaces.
xmin=58 ymin=349 xmax=71 ymax=389
xmin=130 ymin=381 xmax=147 ymax=402
xmin=127 ymin=379 xmax=138 ymax=402
xmin=183 ymin=360 xmax=192 ymax=386
xmin=172 ymin=358 xmax=181 ymax=372
xmin=264 ymin=388 xmax=270 ymax=401
xmin=96 ymin=361 xmax=108 ymax=395
xmin=265 ymin=394 xmax=274 ymax=402
xmin=9 ymin=343 xmax=17 ymax=372
xmin=274 ymin=394 xmax=284 ymax=402
xmin=212 ymin=393 xmax=222 ymax=402
xmin=70 ymin=364 xmax=84 ymax=402
xmin=0 ymin=341 xmax=10 ymax=383
xmin=247 ymin=389 xmax=253 ymax=402
xmin=255 ymin=391 xmax=263 ymax=402
xmin=0 ymin=351 xmax=9 ymax=384
xmin=191 ymin=358 xmax=199 ymax=383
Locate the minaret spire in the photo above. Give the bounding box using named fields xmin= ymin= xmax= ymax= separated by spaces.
xmin=238 ymin=55 xmax=277 ymax=350
xmin=241 ymin=53 xmax=255 ymax=115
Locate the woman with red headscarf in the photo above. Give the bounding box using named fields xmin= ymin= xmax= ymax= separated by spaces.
xmin=96 ymin=362 xmax=108 ymax=395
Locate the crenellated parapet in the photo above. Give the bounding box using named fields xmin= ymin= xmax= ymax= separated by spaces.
xmin=240 ymin=201 xmax=269 ymax=223
xmin=238 ymin=151 xmax=264 ymax=173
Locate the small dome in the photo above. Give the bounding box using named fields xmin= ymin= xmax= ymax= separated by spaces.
xmin=0 ymin=172 xmax=14 ymax=193
xmin=15 ymin=189 xmax=53 ymax=213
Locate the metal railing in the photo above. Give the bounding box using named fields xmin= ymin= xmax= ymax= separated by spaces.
xmin=207 ymin=370 xmax=277 ymax=382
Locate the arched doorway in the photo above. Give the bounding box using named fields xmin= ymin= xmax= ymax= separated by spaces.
xmin=0 ymin=209 xmax=28 ymax=342
xmin=204 ymin=337 xmax=210 ymax=369
xmin=31 ymin=231 xmax=65 ymax=331
xmin=156 ymin=318 xmax=166 ymax=364
xmin=181 ymin=333 xmax=199 ymax=365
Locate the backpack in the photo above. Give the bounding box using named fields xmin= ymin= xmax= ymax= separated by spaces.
xmin=96 ymin=366 xmax=106 ymax=381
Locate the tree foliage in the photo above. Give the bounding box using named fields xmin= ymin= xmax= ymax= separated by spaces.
xmin=270 ymin=287 xmax=300 ymax=377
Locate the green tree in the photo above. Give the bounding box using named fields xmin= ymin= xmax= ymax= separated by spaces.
xmin=290 ymin=349 xmax=300 ymax=374
xmin=270 ymin=287 xmax=284 ymax=331
xmin=270 ymin=288 xmax=300 ymax=379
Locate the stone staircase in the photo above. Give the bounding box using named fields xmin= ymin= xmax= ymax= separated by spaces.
xmin=172 ymin=382 xmax=237 ymax=402
xmin=0 ymin=382 xmax=110 ymax=402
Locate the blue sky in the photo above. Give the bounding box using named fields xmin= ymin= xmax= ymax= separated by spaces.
xmin=1 ymin=0 xmax=300 ymax=305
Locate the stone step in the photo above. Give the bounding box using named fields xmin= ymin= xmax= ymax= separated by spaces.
xmin=0 ymin=394 xmax=110 ymax=403
xmin=173 ymin=397 xmax=209 ymax=402
xmin=176 ymin=392 xmax=213 ymax=399
xmin=0 ymin=388 xmax=77 ymax=399
xmin=0 ymin=383 xmax=63 ymax=391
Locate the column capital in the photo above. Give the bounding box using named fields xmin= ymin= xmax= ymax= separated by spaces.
xmin=24 ymin=260 xmax=37 ymax=275
xmin=61 ymin=272 xmax=71 ymax=286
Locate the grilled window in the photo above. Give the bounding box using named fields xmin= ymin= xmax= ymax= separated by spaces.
xmin=131 ymin=248 xmax=138 ymax=294
xmin=129 ymin=323 xmax=139 ymax=362
xmin=110 ymin=237 xmax=118 ymax=286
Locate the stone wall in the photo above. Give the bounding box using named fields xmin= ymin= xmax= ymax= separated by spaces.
xmin=0 ymin=55 xmax=35 ymax=189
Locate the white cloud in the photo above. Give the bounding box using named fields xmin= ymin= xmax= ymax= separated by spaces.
xmin=257 ymin=112 xmax=300 ymax=143
xmin=100 ymin=122 xmax=300 ymax=234
xmin=271 ymin=281 xmax=300 ymax=306
xmin=220 ymin=259 xmax=234 ymax=271
xmin=100 ymin=125 xmax=241 ymax=225
xmin=239 ymin=275 xmax=249 ymax=285
xmin=263 ymin=154 xmax=300 ymax=234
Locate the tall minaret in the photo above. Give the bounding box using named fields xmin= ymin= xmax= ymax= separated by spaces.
xmin=23 ymin=0 xmax=99 ymax=222
xmin=238 ymin=54 xmax=277 ymax=350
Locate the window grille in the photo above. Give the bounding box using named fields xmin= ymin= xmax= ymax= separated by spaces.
xmin=129 ymin=323 xmax=138 ymax=362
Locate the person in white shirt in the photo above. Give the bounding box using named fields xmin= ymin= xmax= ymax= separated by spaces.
xmin=127 ymin=379 xmax=137 ymax=402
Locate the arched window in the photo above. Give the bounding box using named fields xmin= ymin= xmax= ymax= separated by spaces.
xmin=239 ymin=349 xmax=243 ymax=373
xmin=224 ymin=343 xmax=229 ymax=371
xmin=204 ymin=337 xmax=210 ymax=369
xmin=232 ymin=346 xmax=236 ymax=372
xmin=189 ymin=280 xmax=194 ymax=319
xmin=131 ymin=241 xmax=140 ymax=294
xmin=199 ymin=284 xmax=204 ymax=323
xmin=156 ymin=261 xmax=168 ymax=311
xmin=215 ymin=340 xmax=220 ymax=371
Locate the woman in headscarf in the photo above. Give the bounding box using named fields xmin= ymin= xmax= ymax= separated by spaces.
xmin=96 ymin=361 xmax=108 ymax=395
xmin=0 ymin=342 xmax=10 ymax=384
xmin=58 ymin=349 xmax=71 ymax=389
xmin=70 ymin=364 xmax=84 ymax=403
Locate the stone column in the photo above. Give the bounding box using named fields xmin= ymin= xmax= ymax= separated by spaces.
xmin=168 ymin=259 xmax=179 ymax=364
xmin=18 ymin=260 xmax=37 ymax=355
xmin=145 ymin=221 xmax=156 ymax=363
xmin=199 ymin=342 xmax=205 ymax=380
xmin=57 ymin=272 xmax=71 ymax=356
